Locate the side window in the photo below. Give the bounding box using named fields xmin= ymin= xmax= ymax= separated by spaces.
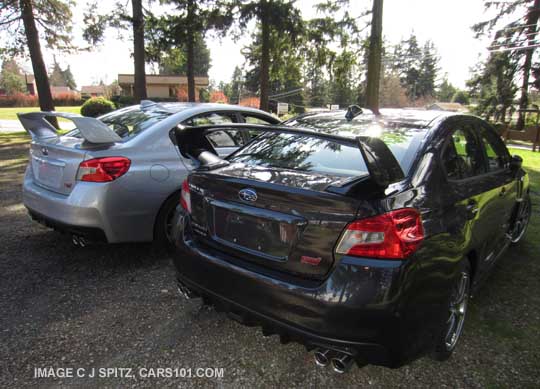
xmin=207 ymin=130 xmax=244 ymax=148
xmin=184 ymin=112 xmax=235 ymax=126
xmin=441 ymin=127 xmax=485 ymax=180
xmin=183 ymin=112 xmax=244 ymax=148
xmin=243 ymin=114 xmax=275 ymax=125
xmin=479 ymin=126 xmax=510 ymax=172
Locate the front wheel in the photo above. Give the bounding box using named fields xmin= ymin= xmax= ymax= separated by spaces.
xmin=431 ymin=260 xmax=471 ymax=361
xmin=509 ymin=196 xmax=531 ymax=244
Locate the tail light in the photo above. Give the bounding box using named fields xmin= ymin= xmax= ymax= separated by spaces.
xmin=77 ymin=157 xmax=131 ymax=182
xmin=335 ymin=208 xmax=424 ymax=259
xmin=180 ymin=179 xmax=191 ymax=213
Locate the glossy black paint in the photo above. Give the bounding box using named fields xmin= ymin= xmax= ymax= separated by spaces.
xmin=170 ymin=111 xmax=530 ymax=368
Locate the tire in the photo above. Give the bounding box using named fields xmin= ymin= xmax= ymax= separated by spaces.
xmin=154 ymin=191 xmax=181 ymax=245
xmin=509 ymin=196 xmax=531 ymax=245
xmin=431 ymin=260 xmax=471 ymax=362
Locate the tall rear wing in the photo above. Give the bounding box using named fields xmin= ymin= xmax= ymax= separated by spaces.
xmin=170 ymin=123 xmax=405 ymax=192
xmin=17 ymin=111 xmax=121 ymax=144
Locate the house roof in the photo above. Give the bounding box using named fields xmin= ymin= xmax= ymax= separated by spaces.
xmin=50 ymin=86 xmax=73 ymax=94
xmin=118 ymin=74 xmax=209 ymax=86
xmin=81 ymin=85 xmax=106 ymax=94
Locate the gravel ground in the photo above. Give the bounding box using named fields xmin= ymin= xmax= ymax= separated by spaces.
xmin=1 ymin=135 xmax=539 ymax=388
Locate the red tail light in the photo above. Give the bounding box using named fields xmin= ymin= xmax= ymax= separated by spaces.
xmin=77 ymin=157 xmax=131 ymax=182
xmin=180 ymin=179 xmax=191 ymax=213
xmin=335 ymin=208 xmax=424 ymax=259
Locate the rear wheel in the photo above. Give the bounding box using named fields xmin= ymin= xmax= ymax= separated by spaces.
xmin=509 ymin=196 xmax=531 ymax=244
xmin=431 ymin=260 xmax=471 ymax=361
xmin=154 ymin=191 xmax=181 ymax=245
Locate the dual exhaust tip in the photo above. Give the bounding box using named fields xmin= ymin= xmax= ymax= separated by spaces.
xmin=314 ymin=349 xmax=355 ymax=374
xmin=72 ymin=235 xmax=87 ymax=247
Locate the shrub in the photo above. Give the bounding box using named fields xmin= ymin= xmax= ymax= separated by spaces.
xmin=53 ymin=92 xmax=83 ymax=106
xmin=80 ymin=97 xmax=115 ymax=117
xmin=0 ymin=93 xmax=38 ymax=107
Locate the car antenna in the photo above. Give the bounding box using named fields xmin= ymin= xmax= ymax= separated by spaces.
xmin=345 ymin=105 xmax=363 ymax=121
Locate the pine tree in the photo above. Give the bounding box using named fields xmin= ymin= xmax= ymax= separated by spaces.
xmin=1 ymin=0 xmax=76 ymax=124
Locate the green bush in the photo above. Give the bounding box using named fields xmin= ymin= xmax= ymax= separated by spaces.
xmin=80 ymin=97 xmax=115 ymax=117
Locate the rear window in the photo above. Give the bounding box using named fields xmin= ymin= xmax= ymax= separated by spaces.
xmin=65 ymin=107 xmax=172 ymax=140
xmin=228 ymin=133 xmax=368 ymax=177
xmin=286 ymin=117 xmax=427 ymax=173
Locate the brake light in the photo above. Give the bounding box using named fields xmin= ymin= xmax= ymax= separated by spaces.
xmin=180 ymin=179 xmax=191 ymax=213
xmin=335 ymin=208 xmax=424 ymax=259
xmin=77 ymin=157 xmax=131 ymax=182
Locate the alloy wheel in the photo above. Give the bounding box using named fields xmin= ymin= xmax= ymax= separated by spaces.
xmin=510 ymin=198 xmax=531 ymax=244
xmin=444 ymin=270 xmax=470 ymax=351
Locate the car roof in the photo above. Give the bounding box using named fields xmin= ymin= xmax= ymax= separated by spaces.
xmin=289 ymin=108 xmax=458 ymax=129
xmin=138 ymin=101 xmax=277 ymax=117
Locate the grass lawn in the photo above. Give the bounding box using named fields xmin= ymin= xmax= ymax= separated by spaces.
xmin=0 ymin=106 xmax=81 ymax=121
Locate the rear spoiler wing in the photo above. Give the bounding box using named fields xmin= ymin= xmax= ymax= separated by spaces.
xmin=17 ymin=111 xmax=122 ymax=144
xmin=170 ymin=123 xmax=404 ymax=191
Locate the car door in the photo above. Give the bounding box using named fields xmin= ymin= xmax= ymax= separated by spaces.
xmin=475 ymin=121 xmax=517 ymax=263
xmin=438 ymin=118 xmax=503 ymax=282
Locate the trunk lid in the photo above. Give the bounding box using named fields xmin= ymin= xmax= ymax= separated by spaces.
xmin=29 ymin=137 xmax=89 ymax=195
xmin=188 ymin=164 xmax=365 ymax=280
xmin=19 ymin=111 xmax=121 ymax=195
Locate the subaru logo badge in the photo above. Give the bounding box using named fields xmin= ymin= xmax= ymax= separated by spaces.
xmin=239 ymin=188 xmax=257 ymax=202
xmin=41 ymin=146 xmax=48 ymax=156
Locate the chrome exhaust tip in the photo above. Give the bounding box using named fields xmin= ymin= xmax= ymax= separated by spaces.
xmin=78 ymin=236 xmax=87 ymax=247
xmin=176 ymin=282 xmax=196 ymax=299
xmin=72 ymin=235 xmax=79 ymax=246
xmin=331 ymin=354 xmax=354 ymax=374
xmin=314 ymin=349 xmax=332 ymax=367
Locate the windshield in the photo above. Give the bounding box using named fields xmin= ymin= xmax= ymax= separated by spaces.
xmin=64 ymin=107 xmax=172 ymax=140
xmin=229 ymin=133 xmax=368 ymax=177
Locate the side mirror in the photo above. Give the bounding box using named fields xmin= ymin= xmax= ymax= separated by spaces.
xmin=510 ymin=154 xmax=523 ymax=171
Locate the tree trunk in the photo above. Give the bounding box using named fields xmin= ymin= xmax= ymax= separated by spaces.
xmin=366 ymin=0 xmax=383 ymax=115
xmin=20 ymin=0 xmax=57 ymax=127
xmin=132 ymin=0 xmax=147 ymax=102
xmin=186 ymin=0 xmax=196 ymax=102
xmin=259 ymin=0 xmax=270 ymax=112
xmin=517 ymin=0 xmax=540 ymax=130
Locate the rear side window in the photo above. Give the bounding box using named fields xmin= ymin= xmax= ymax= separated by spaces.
xmin=228 ymin=133 xmax=368 ymax=177
xmin=479 ymin=126 xmax=510 ymax=172
xmin=441 ymin=128 xmax=485 ymax=180
xmin=207 ymin=130 xmax=245 ymax=148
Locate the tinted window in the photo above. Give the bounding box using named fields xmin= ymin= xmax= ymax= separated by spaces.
xmin=183 ymin=113 xmax=242 ymax=148
xmin=229 ymin=133 xmax=368 ymax=177
xmin=287 ymin=117 xmax=427 ymax=173
xmin=479 ymin=126 xmax=510 ymax=172
xmin=65 ymin=107 xmax=172 ymax=140
xmin=207 ymin=130 xmax=245 ymax=148
xmin=442 ymin=127 xmax=485 ymax=180
xmin=243 ymin=114 xmax=275 ymax=124
xmin=184 ymin=112 xmax=235 ymax=126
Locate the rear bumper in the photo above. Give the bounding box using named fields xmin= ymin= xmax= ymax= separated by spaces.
xmin=171 ymin=210 xmax=440 ymax=367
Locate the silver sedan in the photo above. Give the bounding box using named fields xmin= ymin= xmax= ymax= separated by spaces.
xmin=21 ymin=101 xmax=279 ymax=245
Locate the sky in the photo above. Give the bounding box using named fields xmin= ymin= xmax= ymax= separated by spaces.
xmin=30 ymin=0 xmax=493 ymax=90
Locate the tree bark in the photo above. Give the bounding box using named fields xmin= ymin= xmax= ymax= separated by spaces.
xmin=517 ymin=0 xmax=540 ymax=130
xmin=259 ymin=0 xmax=270 ymax=112
xmin=132 ymin=0 xmax=147 ymax=102
xmin=20 ymin=0 xmax=57 ymax=127
xmin=366 ymin=0 xmax=383 ymax=115
xmin=186 ymin=0 xmax=196 ymax=102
